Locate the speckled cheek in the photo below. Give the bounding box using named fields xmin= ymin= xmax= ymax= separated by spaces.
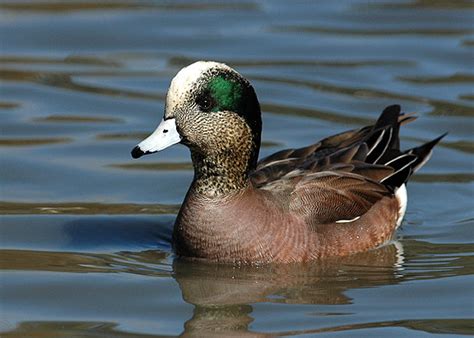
xmin=192 ymin=116 xmax=223 ymax=153
xmin=200 ymin=113 xmax=250 ymax=153
xmin=173 ymin=112 xmax=194 ymax=146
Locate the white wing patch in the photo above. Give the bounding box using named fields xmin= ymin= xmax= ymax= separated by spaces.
xmin=335 ymin=216 xmax=361 ymax=224
xmin=395 ymin=184 xmax=407 ymax=228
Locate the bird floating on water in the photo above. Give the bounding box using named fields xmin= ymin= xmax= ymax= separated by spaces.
xmin=132 ymin=61 xmax=445 ymax=264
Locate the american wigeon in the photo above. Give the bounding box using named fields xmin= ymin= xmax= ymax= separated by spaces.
xmin=132 ymin=61 xmax=445 ymax=264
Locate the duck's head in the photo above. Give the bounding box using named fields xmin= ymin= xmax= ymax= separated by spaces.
xmin=131 ymin=61 xmax=262 ymax=170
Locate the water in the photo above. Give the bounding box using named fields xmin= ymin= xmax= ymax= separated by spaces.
xmin=1 ymin=0 xmax=473 ymax=336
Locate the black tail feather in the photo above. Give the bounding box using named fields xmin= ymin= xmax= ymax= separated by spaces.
xmin=366 ymin=105 xmax=401 ymax=164
xmin=406 ymin=132 xmax=448 ymax=173
xmin=381 ymin=154 xmax=417 ymax=188
xmin=374 ymin=104 xmax=400 ymax=130
xmin=368 ymin=105 xmax=446 ymax=188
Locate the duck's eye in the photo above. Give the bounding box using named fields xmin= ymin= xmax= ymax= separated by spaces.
xmin=195 ymin=91 xmax=215 ymax=111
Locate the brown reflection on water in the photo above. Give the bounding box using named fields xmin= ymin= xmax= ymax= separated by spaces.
xmin=96 ymin=132 xmax=150 ymax=140
xmin=274 ymin=319 xmax=474 ymax=336
xmin=5 ymin=318 xmax=470 ymax=338
xmin=172 ymin=240 xmax=473 ymax=337
xmin=0 ymin=101 xmax=19 ymax=109
xmin=3 ymin=321 xmax=171 ymax=338
xmin=367 ymin=0 xmax=474 ymax=9
xmin=1 ymin=239 xmax=473 ymax=337
xmin=175 ymin=244 xmax=401 ymax=307
xmin=0 ymin=202 xmax=180 ymax=215
xmin=460 ymin=93 xmax=474 ymax=101
xmin=34 ymin=114 xmax=122 ymax=123
xmin=0 ymin=137 xmax=72 ymax=147
xmin=398 ymin=73 xmax=474 ymax=84
xmin=0 ymin=249 xmax=171 ymax=276
xmin=271 ymin=25 xmax=473 ymax=36
xmin=0 ymin=55 xmax=121 ymax=67
xmin=0 ymin=1 xmax=259 ymax=13
xmin=174 ymin=244 xmax=400 ymax=337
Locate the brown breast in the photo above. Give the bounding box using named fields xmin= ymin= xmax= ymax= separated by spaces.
xmin=172 ymin=184 xmax=399 ymax=264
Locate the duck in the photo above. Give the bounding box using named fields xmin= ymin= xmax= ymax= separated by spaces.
xmin=131 ymin=61 xmax=445 ymax=264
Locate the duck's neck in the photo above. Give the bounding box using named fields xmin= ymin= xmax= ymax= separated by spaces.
xmin=190 ymin=141 xmax=259 ymax=198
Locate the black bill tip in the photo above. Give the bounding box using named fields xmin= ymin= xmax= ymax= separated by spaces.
xmin=131 ymin=146 xmax=145 ymax=159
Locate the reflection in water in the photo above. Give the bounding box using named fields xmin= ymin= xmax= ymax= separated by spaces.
xmin=0 ymin=202 xmax=179 ymax=215
xmin=172 ymin=241 xmax=472 ymax=337
xmin=34 ymin=114 xmax=122 ymax=123
xmin=176 ymin=244 xmax=402 ymax=306
xmin=272 ymin=26 xmax=472 ymax=36
xmin=174 ymin=244 xmax=402 ymax=337
xmin=0 ymin=249 xmax=172 ymax=276
xmin=1 ymin=239 xmax=473 ymax=336
xmin=0 ymin=1 xmax=259 ymax=12
xmin=5 ymin=318 xmax=471 ymax=337
xmin=3 ymin=321 xmax=171 ymax=338
xmin=0 ymin=137 xmax=72 ymax=147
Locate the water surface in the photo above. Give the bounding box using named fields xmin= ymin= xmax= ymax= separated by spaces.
xmin=1 ymin=1 xmax=473 ymax=336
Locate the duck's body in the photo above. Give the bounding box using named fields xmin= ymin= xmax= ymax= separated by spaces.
xmin=174 ymin=184 xmax=399 ymax=264
xmin=132 ymin=61 xmax=445 ymax=264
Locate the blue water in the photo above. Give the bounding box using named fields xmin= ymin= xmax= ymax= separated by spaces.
xmin=1 ymin=1 xmax=473 ymax=336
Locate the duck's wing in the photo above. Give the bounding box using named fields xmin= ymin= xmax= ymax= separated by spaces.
xmin=292 ymin=172 xmax=390 ymax=227
xmin=251 ymin=104 xmax=445 ymax=226
xmin=260 ymin=164 xmax=392 ymax=227
xmin=251 ymin=105 xmax=417 ymax=188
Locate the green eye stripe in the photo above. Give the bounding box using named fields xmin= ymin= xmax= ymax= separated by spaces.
xmin=208 ymin=76 xmax=243 ymax=112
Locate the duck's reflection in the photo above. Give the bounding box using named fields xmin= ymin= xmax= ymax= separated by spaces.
xmin=3 ymin=239 xmax=472 ymax=337
xmin=173 ymin=242 xmax=404 ymax=337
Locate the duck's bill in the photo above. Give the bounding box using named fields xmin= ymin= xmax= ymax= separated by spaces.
xmin=131 ymin=118 xmax=181 ymax=159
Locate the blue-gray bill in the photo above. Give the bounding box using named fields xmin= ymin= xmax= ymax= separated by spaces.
xmin=131 ymin=118 xmax=181 ymax=159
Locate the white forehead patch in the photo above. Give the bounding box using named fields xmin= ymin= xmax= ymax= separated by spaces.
xmin=165 ymin=61 xmax=234 ymax=116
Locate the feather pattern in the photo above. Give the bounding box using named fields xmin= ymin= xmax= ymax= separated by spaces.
xmin=251 ymin=104 xmax=446 ymax=225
